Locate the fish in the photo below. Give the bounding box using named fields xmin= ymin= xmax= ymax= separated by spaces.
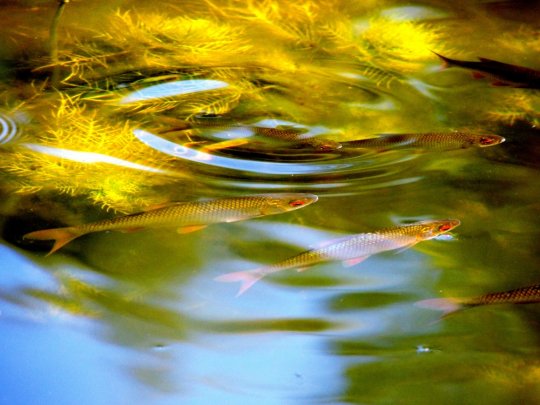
xmin=341 ymin=133 xmax=505 ymax=152
xmin=197 ymin=126 xmax=341 ymax=153
xmin=216 ymin=219 xmax=460 ymax=296
xmin=433 ymin=52 xmax=540 ymax=88
xmin=157 ymin=116 xmax=342 ymax=152
xmin=23 ymin=193 xmax=318 ymax=256
xmin=251 ymin=126 xmax=342 ymax=152
xmin=417 ymin=284 xmax=540 ymax=317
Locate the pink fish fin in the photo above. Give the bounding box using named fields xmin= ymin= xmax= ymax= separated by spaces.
xmin=214 ymin=269 xmax=265 ymax=296
xmin=472 ymin=71 xmax=486 ymax=79
xmin=23 ymin=227 xmax=82 ymax=256
xmin=118 ymin=227 xmax=144 ymax=233
xmin=296 ymin=267 xmax=310 ymax=273
xmin=177 ymin=225 xmax=207 ymax=234
xmin=415 ymin=298 xmax=462 ymax=317
xmin=342 ymin=256 xmax=369 ymax=268
xmin=491 ymin=80 xmax=511 ymax=87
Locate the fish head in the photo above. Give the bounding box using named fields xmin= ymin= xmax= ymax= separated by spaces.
xmin=475 ymin=134 xmax=505 ymax=147
xmin=259 ymin=193 xmax=318 ymax=215
xmin=415 ymin=219 xmax=461 ymax=240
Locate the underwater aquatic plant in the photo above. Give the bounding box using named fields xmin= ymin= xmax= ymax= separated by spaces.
xmin=49 ymin=10 xmax=254 ymax=86
xmin=496 ymin=26 xmax=540 ymax=56
xmin=355 ymin=16 xmax=443 ymax=74
xmin=213 ymin=0 xmax=325 ymax=50
xmin=486 ymin=91 xmax=540 ymax=127
xmin=0 ymin=94 xmax=184 ymax=213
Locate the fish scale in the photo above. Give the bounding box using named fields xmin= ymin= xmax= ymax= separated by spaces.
xmin=263 ymin=224 xmax=437 ymax=274
xmin=65 ymin=196 xmax=278 ymax=233
xmin=466 ymin=284 xmax=540 ymax=306
xmin=343 ymin=132 xmax=504 ymax=151
xmin=417 ymin=283 xmax=540 ymax=317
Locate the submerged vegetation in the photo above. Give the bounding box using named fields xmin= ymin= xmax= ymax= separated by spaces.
xmin=0 ymin=0 xmax=537 ymax=216
xmin=1 ymin=1 xmax=540 ymax=404
xmin=0 ymin=93 xmax=181 ymax=212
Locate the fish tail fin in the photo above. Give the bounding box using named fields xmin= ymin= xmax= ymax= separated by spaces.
xmin=23 ymin=227 xmax=82 ymax=256
xmin=431 ymin=51 xmax=451 ymax=68
xmin=415 ymin=297 xmax=462 ymax=317
xmin=214 ymin=269 xmax=265 ymax=296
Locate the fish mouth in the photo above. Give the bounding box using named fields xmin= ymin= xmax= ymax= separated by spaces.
xmin=303 ymin=194 xmax=319 ymax=204
xmin=440 ymin=219 xmax=461 ymax=232
xmin=259 ymin=193 xmax=319 ymax=214
xmin=284 ymin=194 xmax=319 ymax=209
xmin=478 ymin=135 xmax=505 ymax=147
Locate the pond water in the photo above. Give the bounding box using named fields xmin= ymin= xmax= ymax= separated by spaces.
xmin=1 ymin=1 xmax=540 ymax=404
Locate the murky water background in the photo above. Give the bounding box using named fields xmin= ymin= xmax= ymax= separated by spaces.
xmin=1 ymin=1 xmax=540 ymax=404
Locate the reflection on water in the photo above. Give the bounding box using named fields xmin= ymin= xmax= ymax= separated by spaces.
xmin=1 ymin=0 xmax=540 ymax=404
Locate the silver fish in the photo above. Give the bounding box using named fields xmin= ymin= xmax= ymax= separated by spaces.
xmin=216 ymin=219 xmax=460 ymax=295
xmin=24 ymin=193 xmax=318 ymax=255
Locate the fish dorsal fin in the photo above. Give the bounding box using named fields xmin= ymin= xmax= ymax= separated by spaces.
xmin=477 ymin=57 xmax=509 ymax=66
xmin=309 ymin=234 xmax=357 ymax=250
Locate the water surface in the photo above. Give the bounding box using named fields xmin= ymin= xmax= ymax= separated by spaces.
xmin=1 ymin=1 xmax=539 ymax=404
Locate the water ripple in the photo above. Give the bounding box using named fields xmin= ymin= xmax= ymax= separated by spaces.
xmin=0 ymin=112 xmax=21 ymax=145
xmin=133 ymin=128 xmax=422 ymax=193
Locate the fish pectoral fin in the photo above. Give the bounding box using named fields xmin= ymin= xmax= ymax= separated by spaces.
xmin=472 ymin=71 xmax=486 ymax=79
xmin=177 ymin=225 xmax=207 ymax=234
xmin=342 ymin=256 xmax=369 ymax=268
xmin=296 ymin=267 xmax=310 ymax=273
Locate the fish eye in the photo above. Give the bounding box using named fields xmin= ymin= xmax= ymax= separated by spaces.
xmin=288 ymin=199 xmax=305 ymax=207
xmin=479 ymin=136 xmax=496 ymax=145
xmin=438 ymin=223 xmax=453 ymax=232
